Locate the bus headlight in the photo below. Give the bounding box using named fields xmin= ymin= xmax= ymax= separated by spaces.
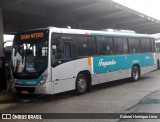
xmin=39 ymin=73 xmax=48 ymax=85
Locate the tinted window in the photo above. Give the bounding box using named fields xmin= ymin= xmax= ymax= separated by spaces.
xmin=96 ymin=37 xmax=114 ymax=55
xmin=151 ymin=39 xmax=156 ymax=53
xmin=141 ymin=39 xmax=151 ymax=52
xmin=128 ymin=38 xmax=141 ymax=53
xmin=51 ymin=34 xmax=73 ymax=60
xmin=77 ymin=36 xmax=96 ymax=56
xmin=61 ymin=42 xmax=71 ymax=59
xmin=70 ymin=36 xmax=78 ymax=58
xmin=156 ymin=43 xmax=160 ymax=53
xmin=105 ymin=38 xmax=114 ymax=55
xmin=86 ymin=37 xmax=96 ymax=56
xmin=96 ymin=37 xmax=105 ymax=55
xmin=114 ymin=38 xmax=128 ymax=54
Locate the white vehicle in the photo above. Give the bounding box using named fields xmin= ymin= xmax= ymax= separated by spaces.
xmin=11 ymin=27 xmax=157 ymax=95
xmin=156 ymin=39 xmax=160 ymax=69
xmin=153 ymin=33 xmax=160 ymax=69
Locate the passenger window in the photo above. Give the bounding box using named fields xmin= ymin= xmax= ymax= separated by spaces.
xmin=114 ymin=38 xmax=128 ymax=54
xmin=96 ymin=37 xmax=114 ymax=55
xmin=77 ymin=36 xmax=96 ymax=56
xmin=70 ymin=36 xmax=78 ymax=58
xmin=61 ymin=42 xmax=71 ymax=60
xmin=156 ymin=44 xmax=160 ymax=53
xmin=105 ymin=38 xmax=114 ymax=55
xmin=97 ymin=37 xmax=106 ymax=55
xmin=128 ymin=38 xmax=141 ymax=53
xmin=151 ymin=39 xmax=156 ymax=53
xmin=86 ymin=37 xmax=96 ymax=56
xmin=141 ymin=39 xmax=151 ymax=52
xmin=51 ymin=34 xmax=72 ymax=60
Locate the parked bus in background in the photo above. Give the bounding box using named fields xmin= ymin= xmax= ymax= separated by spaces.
xmin=10 ymin=27 xmax=157 ymax=95
xmin=152 ymin=33 xmax=160 ymax=69
xmin=156 ymin=39 xmax=160 ymax=69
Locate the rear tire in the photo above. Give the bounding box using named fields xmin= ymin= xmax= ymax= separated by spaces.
xmin=75 ymin=74 xmax=87 ymax=95
xmin=131 ymin=66 xmax=140 ymax=82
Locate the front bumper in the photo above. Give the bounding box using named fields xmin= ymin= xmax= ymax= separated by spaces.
xmin=11 ymin=83 xmax=49 ymax=94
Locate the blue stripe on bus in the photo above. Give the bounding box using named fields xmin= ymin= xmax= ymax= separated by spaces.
xmin=92 ymin=53 xmax=154 ymax=74
xmin=90 ymin=32 xmax=152 ymax=38
xmin=16 ymin=75 xmax=43 ymax=86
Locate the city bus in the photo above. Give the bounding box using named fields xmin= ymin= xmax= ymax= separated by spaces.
xmin=10 ymin=27 xmax=157 ymax=95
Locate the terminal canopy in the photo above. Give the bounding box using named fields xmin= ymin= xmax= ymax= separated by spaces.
xmin=1 ymin=0 xmax=160 ymax=34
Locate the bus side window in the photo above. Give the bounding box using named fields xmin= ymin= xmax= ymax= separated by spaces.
xmin=96 ymin=37 xmax=114 ymax=55
xmin=156 ymin=44 xmax=160 ymax=53
xmin=70 ymin=36 xmax=78 ymax=58
xmin=96 ymin=37 xmax=106 ymax=55
xmin=105 ymin=38 xmax=114 ymax=55
xmin=77 ymin=36 xmax=96 ymax=56
xmin=61 ymin=42 xmax=71 ymax=60
xmin=151 ymin=39 xmax=156 ymax=53
xmin=141 ymin=38 xmax=151 ymax=53
xmin=114 ymin=38 xmax=128 ymax=54
xmin=86 ymin=37 xmax=96 ymax=56
xmin=128 ymin=38 xmax=141 ymax=54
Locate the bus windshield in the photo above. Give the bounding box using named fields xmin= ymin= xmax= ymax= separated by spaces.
xmin=11 ymin=30 xmax=49 ymax=79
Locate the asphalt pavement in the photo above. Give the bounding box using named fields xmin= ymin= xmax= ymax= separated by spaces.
xmin=1 ymin=70 xmax=160 ymax=122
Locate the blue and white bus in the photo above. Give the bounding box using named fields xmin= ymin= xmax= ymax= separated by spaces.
xmin=11 ymin=27 xmax=157 ymax=95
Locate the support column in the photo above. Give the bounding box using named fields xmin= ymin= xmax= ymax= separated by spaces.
xmin=0 ymin=8 xmax=4 ymax=57
xmin=0 ymin=8 xmax=6 ymax=91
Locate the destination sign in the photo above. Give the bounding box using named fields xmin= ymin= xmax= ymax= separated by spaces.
xmin=21 ymin=32 xmax=44 ymax=40
xmin=14 ymin=30 xmax=49 ymax=44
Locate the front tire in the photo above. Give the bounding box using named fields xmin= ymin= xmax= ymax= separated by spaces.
xmin=131 ymin=66 xmax=140 ymax=82
xmin=76 ymin=74 xmax=87 ymax=95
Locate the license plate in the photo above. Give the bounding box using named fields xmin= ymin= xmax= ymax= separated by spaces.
xmin=21 ymin=90 xmax=29 ymax=94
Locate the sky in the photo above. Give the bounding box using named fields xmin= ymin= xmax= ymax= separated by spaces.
xmin=112 ymin=0 xmax=160 ymax=20
xmin=4 ymin=0 xmax=160 ymax=42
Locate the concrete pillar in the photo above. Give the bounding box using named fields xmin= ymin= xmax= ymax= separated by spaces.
xmin=0 ymin=8 xmax=4 ymax=57
xmin=0 ymin=8 xmax=6 ymax=91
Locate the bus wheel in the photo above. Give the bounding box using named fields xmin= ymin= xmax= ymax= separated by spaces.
xmin=76 ymin=74 xmax=87 ymax=95
xmin=131 ymin=66 xmax=140 ymax=82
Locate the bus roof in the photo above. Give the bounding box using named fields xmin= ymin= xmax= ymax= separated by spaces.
xmin=51 ymin=27 xmax=153 ymax=39
xmin=18 ymin=27 xmax=153 ymax=39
